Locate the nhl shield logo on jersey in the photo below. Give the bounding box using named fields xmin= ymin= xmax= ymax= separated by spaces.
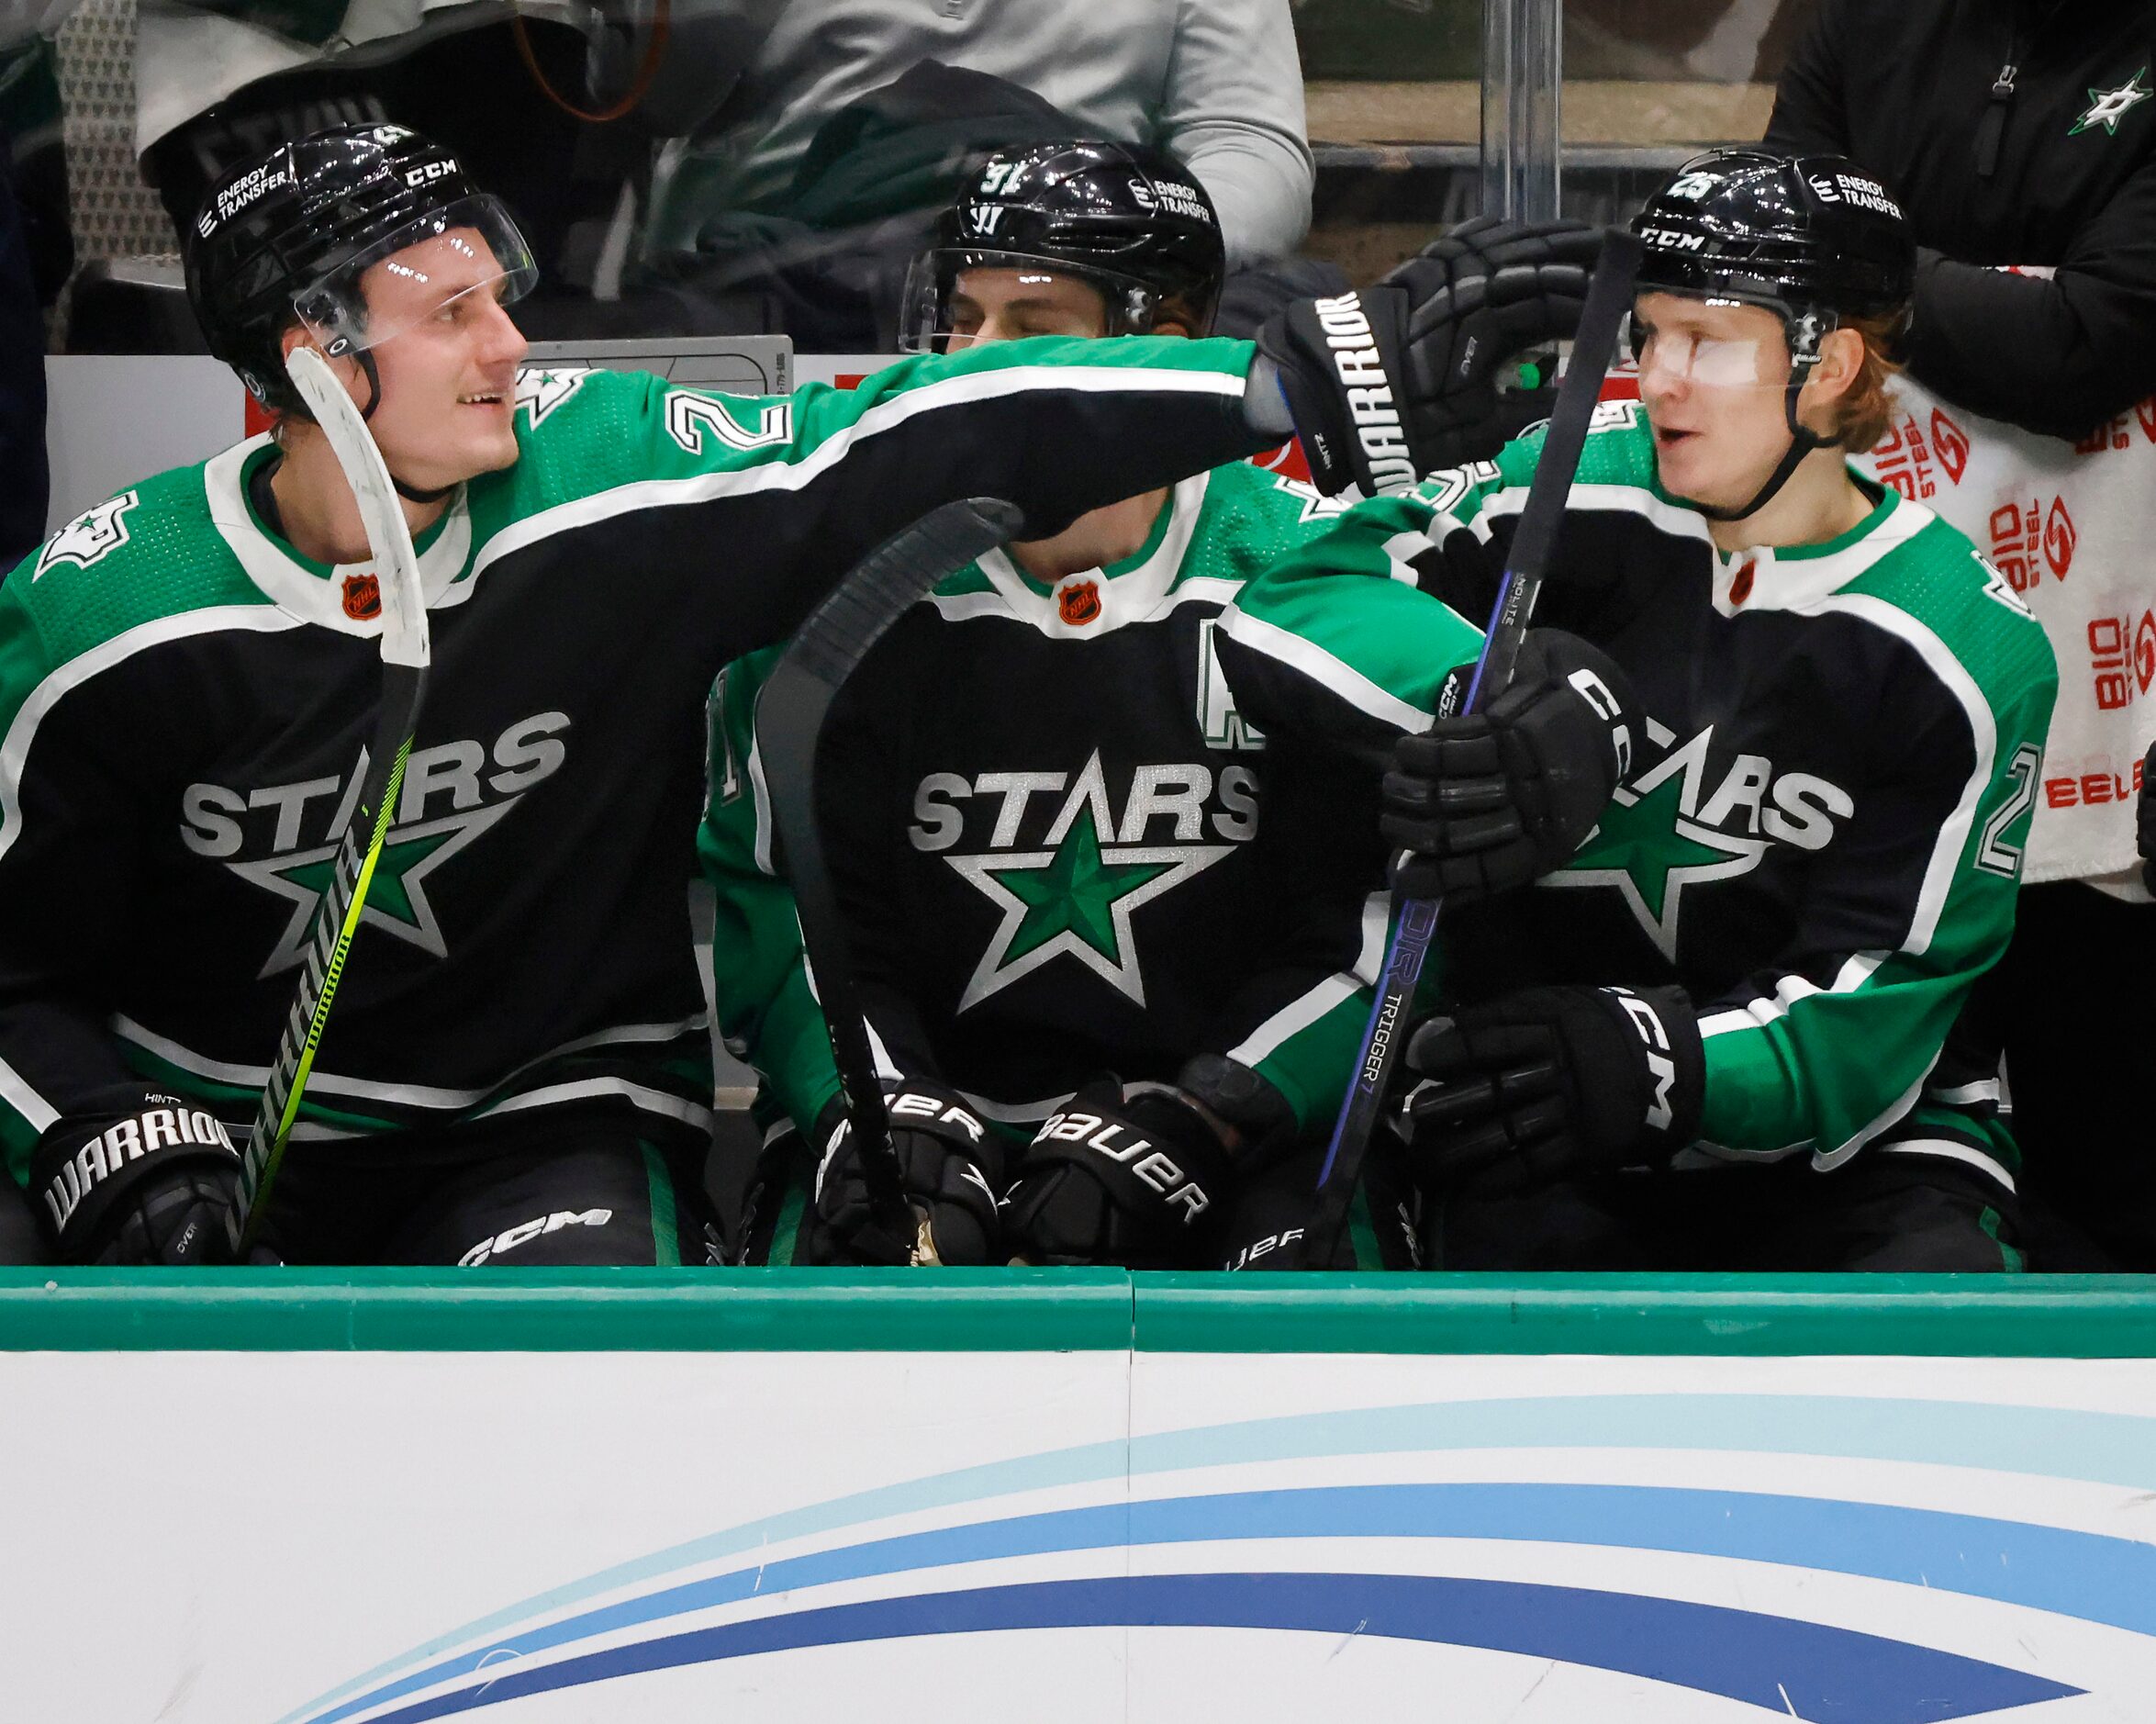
xmin=34 ymin=491 xmax=140 ymax=580
xmin=1057 ymin=579 xmax=1101 ymax=627
xmin=341 ymin=573 xmax=382 ymax=621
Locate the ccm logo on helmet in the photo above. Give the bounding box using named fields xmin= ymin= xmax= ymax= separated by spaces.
xmin=405 ymin=159 xmax=458 ymax=188
xmin=1038 ymin=1108 xmax=1211 ymax=1224
xmin=1637 ymin=225 xmax=1706 ymax=252
xmin=1310 ymin=293 xmax=1415 ymax=494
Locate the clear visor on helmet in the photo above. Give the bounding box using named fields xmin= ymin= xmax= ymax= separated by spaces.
xmin=291 ymin=194 xmax=538 ymax=359
xmin=899 ymin=248 xmax=1158 ymax=353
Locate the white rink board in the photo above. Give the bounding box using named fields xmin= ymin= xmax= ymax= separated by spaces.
xmin=7 ymin=1348 xmax=2156 ymax=1721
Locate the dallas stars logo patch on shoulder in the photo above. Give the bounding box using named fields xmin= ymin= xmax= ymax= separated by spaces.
xmin=516 ymin=366 xmax=588 ymax=427
xmin=2071 ymin=68 xmax=2151 ymax=137
xmin=35 ymin=492 xmax=139 ymax=579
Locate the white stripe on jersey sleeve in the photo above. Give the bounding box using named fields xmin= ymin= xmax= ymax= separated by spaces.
xmin=1228 ymin=890 xmax=1390 ymax=1068
xmin=1213 ymin=607 xmax=1429 ymax=734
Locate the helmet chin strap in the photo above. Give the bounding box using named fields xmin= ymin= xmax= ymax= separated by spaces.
xmin=351 ymin=347 xmax=456 ymax=505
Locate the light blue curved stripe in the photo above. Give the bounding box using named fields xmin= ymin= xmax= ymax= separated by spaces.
xmin=307 ymin=1481 xmax=2156 ymax=1724
xmin=285 ymin=1394 xmax=2156 ymax=1724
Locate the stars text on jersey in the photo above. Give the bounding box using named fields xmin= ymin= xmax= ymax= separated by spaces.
xmin=910 ymin=748 xmax=1258 ymax=1009
xmin=179 ymin=711 xmax=571 ymax=976
xmin=1545 ymin=719 xmax=1853 ymax=959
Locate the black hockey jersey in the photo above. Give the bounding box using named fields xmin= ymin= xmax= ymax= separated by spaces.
xmin=0 ymin=338 xmax=1270 ymax=1180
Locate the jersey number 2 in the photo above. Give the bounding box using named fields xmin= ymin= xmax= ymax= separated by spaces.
xmin=1976 ymin=744 xmax=2041 ymax=878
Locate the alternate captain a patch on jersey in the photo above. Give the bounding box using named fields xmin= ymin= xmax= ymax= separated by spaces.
xmin=35 ymin=492 xmax=140 ymax=579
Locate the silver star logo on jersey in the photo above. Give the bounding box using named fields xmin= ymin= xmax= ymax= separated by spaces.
xmin=230 ymin=761 xmax=523 ymax=977
xmin=2071 ymin=68 xmax=2151 ymax=136
xmin=944 ymin=751 xmax=1234 ymax=1009
xmin=35 ymin=491 xmax=139 ymax=579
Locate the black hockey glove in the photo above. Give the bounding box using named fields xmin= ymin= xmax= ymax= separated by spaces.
xmin=1385 ymin=216 xmax=1604 ymax=465
xmin=1382 ymin=629 xmax=1638 ymax=902
xmin=2139 ymin=739 xmax=2156 ymax=896
xmin=28 ymin=1093 xmax=242 ymax=1265
xmin=1394 ymin=985 xmax=1704 ymax=1195
xmin=1002 ymin=1058 xmax=1291 ymax=1268
xmin=812 ymin=1082 xmax=1007 ymax=1265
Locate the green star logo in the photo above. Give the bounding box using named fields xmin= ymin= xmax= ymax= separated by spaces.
xmin=1542 ymin=768 xmax=1764 ymax=960
xmin=2071 ymin=68 xmax=2150 ymax=136
xmin=230 ymin=799 xmax=517 ymax=978
xmin=948 ymin=800 xmax=1233 ymax=1009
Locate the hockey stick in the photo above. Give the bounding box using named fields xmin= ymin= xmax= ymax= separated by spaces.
xmin=1298 ymin=228 xmax=1644 ymax=1268
xmin=226 ymin=346 xmax=433 ymax=1254
xmin=755 ymin=497 xmax=1026 ymax=1266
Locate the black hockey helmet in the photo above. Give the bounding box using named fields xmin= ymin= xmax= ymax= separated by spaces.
xmin=184 ymin=121 xmax=536 ymax=415
xmin=1630 ymin=149 xmax=1915 ymax=358
xmin=899 ymin=139 xmax=1227 ymax=352
xmin=1627 ymin=149 xmax=1915 ymax=519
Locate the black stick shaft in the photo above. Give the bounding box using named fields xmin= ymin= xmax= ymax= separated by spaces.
xmin=756 ymin=498 xmax=1026 ymax=1248
xmin=1300 ymin=229 xmax=1644 ymax=1268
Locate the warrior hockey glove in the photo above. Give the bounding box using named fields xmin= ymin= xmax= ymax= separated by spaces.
xmin=1256 ymin=285 xmax=1423 ymax=498
xmin=1383 ymin=629 xmax=1638 ymax=902
xmin=812 ymin=1082 xmax=1006 ymax=1265
xmin=1385 ymin=216 xmax=1603 ymax=466
xmin=1394 ymin=985 xmax=1704 ymax=1195
xmin=1002 ymin=1058 xmax=1291 ymax=1269
xmin=28 ymin=1092 xmax=242 ymax=1265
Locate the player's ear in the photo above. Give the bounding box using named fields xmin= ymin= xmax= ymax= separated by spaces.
xmin=1805 ymin=324 xmax=1865 ymax=407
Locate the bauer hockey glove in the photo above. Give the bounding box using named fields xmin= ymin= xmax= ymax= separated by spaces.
xmin=812 ymin=1081 xmax=1007 ymax=1265
xmin=1384 ymin=216 xmax=1603 ymax=467
xmin=1382 ymin=629 xmax=1638 ymax=902
xmin=28 ymin=1091 xmax=243 ymax=1265
xmin=1001 ymin=1057 xmax=1291 ymax=1269
xmin=1393 ymin=985 xmax=1704 ymax=1195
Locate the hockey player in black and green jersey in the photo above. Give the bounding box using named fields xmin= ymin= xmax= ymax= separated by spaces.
xmin=705 ymin=143 xmax=1603 ymax=1268
xmin=1223 ymin=151 xmax=2059 ymax=1270
xmin=0 ymin=121 xmax=1596 ymax=1267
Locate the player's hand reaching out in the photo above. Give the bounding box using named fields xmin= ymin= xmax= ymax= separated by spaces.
xmin=1255 ymin=218 xmax=1603 ymax=495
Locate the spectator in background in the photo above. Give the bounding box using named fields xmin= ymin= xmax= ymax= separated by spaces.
xmin=1766 ymin=0 xmax=2156 ymax=1266
xmin=645 ymin=0 xmax=1314 ymax=272
xmin=0 ymin=131 xmax=46 ymax=571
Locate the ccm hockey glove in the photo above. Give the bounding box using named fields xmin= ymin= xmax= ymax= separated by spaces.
xmin=1002 ymin=1058 xmax=1291 ymax=1268
xmin=28 ymin=1092 xmax=242 ymax=1264
xmin=1383 ymin=630 xmax=1638 ymax=901
xmin=1395 ymin=985 xmax=1704 ymax=1194
xmin=812 ymin=1081 xmax=1007 ymax=1265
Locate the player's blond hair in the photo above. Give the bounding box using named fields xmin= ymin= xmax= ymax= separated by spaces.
xmin=1825 ymin=312 xmax=1906 ymax=453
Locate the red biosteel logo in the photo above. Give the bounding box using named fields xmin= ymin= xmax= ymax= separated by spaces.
xmin=1930 ymin=409 xmax=1970 ymax=484
xmin=2086 ymin=611 xmax=2156 ymax=711
xmin=1990 ymin=496 xmax=2077 ymax=590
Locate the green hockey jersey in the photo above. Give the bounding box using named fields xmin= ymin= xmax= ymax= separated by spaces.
xmin=1220 ymin=405 xmax=2060 ymax=1191
xmin=700 ymin=458 xmax=1485 ymax=1139
xmin=0 ymin=336 xmax=1272 ymax=1180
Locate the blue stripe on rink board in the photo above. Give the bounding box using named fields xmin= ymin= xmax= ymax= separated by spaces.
xmin=304 ymin=1483 xmax=2154 ymax=1724
xmin=348 ymin=1572 xmax=2081 ymax=1724
xmin=290 ymin=1394 xmax=2156 ymax=1724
